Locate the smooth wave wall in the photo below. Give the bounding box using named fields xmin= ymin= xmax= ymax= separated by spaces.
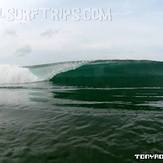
xmin=52 ymin=60 xmax=163 ymax=87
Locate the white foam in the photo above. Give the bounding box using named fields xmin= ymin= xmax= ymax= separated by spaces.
xmin=0 ymin=64 xmax=39 ymax=84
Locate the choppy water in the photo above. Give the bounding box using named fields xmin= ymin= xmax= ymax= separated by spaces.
xmin=1 ymin=60 xmax=163 ymax=163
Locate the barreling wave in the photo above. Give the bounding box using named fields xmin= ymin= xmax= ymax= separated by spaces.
xmin=0 ymin=61 xmax=86 ymax=84
xmin=1 ymin=60 xmax=163 ymax=87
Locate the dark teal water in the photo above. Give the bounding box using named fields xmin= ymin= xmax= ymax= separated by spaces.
xmin=1 ymin=60 xmax=163 ymax=163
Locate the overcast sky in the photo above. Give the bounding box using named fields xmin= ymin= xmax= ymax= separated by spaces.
xmin=0 ymin=0 xmax=163 ymax=65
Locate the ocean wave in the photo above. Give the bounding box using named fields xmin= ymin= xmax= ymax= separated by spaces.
xmin=1 ymin=60 xmax=163 ymax=86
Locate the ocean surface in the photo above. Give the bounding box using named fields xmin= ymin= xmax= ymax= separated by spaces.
xmin=0 ymin=60 xmax=163 ymax=163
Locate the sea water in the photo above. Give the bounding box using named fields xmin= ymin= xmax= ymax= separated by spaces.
xmin=0 ymin=60 xmax=163 ymax=163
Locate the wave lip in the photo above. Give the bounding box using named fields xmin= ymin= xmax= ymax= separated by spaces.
xmin=29 ymin=61 xmax=86 ymax=80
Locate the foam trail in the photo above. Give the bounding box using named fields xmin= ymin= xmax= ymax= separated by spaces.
xmin=0 ymin=65 xmax=39 ymax=84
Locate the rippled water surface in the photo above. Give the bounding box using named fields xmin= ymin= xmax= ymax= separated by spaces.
xmin=0 ymin=82 xmax=163 ymax=163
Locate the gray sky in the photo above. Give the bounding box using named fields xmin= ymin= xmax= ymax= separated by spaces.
xmin=0 ymin=0 xmax=163 ymax=65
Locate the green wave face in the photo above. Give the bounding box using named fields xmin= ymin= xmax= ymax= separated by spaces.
xmin=52 ymin=60 xmax=163 ymax=87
